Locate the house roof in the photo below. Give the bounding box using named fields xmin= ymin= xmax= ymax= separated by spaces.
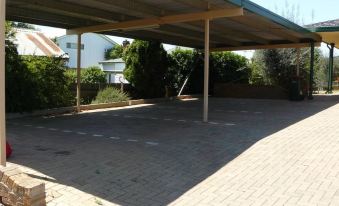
xmin=306 ymin=19 xmax=339 ymax=32
xmin=14 ymin=29 xmax=68 ymax=57
xmin=99 ymin=58 xmax=124 ymax=64
xmin=56 ymin=33 xmax=118 ymax=46
xmin=6 ymin=0 xmax=321 ymax=51
xmin=306 ymin=19 xmax=339 ymax=48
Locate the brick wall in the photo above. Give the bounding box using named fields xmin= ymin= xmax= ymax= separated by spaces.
xmin=214 ymin=83 xmax=288 ymax=99
xmin=0 ymin=166 xmax=45 ymax=206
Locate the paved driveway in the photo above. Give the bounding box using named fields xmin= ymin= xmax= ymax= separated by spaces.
xmin=6 ymin=95 xmax=339 ymax=206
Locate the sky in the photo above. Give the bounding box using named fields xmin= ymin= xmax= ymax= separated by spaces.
xmin=35 ymin=0 xmax=339 ymax=57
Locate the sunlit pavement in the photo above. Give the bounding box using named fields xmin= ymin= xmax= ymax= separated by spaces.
xmin=6 ymin=95 xmax=339 ymax=206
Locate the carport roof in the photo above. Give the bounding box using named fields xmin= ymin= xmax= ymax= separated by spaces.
xmin=6 ymin=0 xmax=321 ymax=50
xmin=306 ymin=19 xmax=339 ymax=49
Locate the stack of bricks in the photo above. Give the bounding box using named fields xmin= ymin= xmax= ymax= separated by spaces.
xmin=0 ymin=166 xmax=45 ymax=206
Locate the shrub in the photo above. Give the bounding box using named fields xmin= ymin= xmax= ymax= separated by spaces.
xmin=5 ymin=23 xmax=39 ymax=112
xmin=23 ymin=56 xmax=74 ymax=109
xmin=5 ymin=21 xmax=73 ymax=112
xmin=82 ymin=66 xmax=107 ymax=84
xmin=65 ymin=66 xmax=107 ymax=84
xmin=92 ymin=87 xmax=129 ymax=104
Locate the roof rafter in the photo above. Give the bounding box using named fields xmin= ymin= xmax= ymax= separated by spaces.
xmin=211 ymin=42 xmax=321 ymax=52
xmin=67 ymin=8 xmax=244 ymax=35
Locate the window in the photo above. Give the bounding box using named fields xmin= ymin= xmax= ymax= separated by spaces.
xmin=66 ymin=42 xmax=84 ymax=50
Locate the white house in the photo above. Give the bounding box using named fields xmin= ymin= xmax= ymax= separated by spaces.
xmin=56 ymin=33 xmax=117 ymax=68
xmin=14 ymin=29 xmax=67 ymax=57
xmin=99 ymin=58 xmax=129 ymax=84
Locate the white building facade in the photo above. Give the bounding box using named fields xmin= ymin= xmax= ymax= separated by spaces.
xmin=56 ymin=33 xmax=117 ymax=68
xmin=99 ymin=58 xmax=128 ymax=84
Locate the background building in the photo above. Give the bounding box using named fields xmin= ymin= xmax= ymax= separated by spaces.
xmin=99 ymin=58 xmax=128 ymax=84
xmin=56 ymin=33 xmax=117 ymax=68
xmin=15 ymin=29 xmax=66 ymax=57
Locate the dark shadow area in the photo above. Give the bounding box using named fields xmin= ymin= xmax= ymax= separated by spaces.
xmin=6 ymin=95 xmax=339 ymax=206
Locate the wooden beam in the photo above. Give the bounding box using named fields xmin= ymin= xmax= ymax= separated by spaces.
xmin=9 ymin=0 xmax=123 ymax=23
xmin=155 ymin=25 xmax=242 ymax=46
xmin=203 ymin=18 xmax=209 ymax=123
xmin=229 ymin=15 xmax=300 ymax=43
xmin=6 ymin=7 xmax=98 ymax=27
xmin=104 ymin=30 xmax=204 ymax=48
xmin=0 ymin=0 xmax=6 ymax=166
xmin=76 ymin=34 xmax=82 ymax=113
xmin=211 ymin=42 xmax=321 ymax=52
xmin=67 ymin=8 xmax=244 ymax=34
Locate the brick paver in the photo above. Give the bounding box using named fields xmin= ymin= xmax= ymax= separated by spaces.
xmin=5 ymin=95 xmax=339 ymax=205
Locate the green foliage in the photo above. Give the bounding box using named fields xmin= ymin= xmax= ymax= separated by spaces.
xmin=123 ymin=40 xmax=168 ymax=98
xmin=82 ymin=66 xmax=107 ymax=84
xmin=248 ymin=2 xmax=326 ymax=90
xmin=22 ymin=56 xmax=74 ymax=109
xmin=5 ymin=21 xmax=74 ymax=112
xmin=11 ymin=22 xmax=35 ymax=30
xmin=167 ymin=48 xmax=195 ymax=93
xmin=105 ymin=44 xmax=124 ymax=60
xmin=65 ymin=69 xmax=77 ymax=84
xmin=250 ymin=48 xmax=325 ymax=90
xmin=5 ymin=22 xmax=39 ymax=112
xmin=66 ymin=66 xmax=107 ymax=84
xmin=92 ymin=87 xmax=129 ymax=104
xmin=168 ymin=48 xmax=249 ymax=94
xmin=210 ymin=52 xmax=249 ymax=84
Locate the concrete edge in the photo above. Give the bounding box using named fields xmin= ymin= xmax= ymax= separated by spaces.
xmin=6 ymin=95 xmax=200 ymax=120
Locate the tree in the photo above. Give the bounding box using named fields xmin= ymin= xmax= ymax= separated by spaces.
xmin=5 ymin=22 xmax=39 ymax=112
xmin=123 ymin=40 xmax=168 ymax=98
xmin=250 ymin=48 xmax=324 ymax=90
xmin=105 ymin=44 xmax=124 ymax=60
xmin=210 ymin=52 xmax=249 ymax=84
xmin=168 ymin=48 xmax=249 ymax=95
xmin=167 ymin=48 xmax=195 ymax=93
xmin=11 ymin=22 xmax=35 ymax=30
xmin=249 ymin=1 xmax=326 ymax=91
xmin=5 ymin=21 xmax=74 ymax=112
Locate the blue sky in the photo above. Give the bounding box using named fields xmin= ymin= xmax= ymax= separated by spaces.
xmin=36 ymin=0 xmax=339 ymax=56
xmin=252 ymin=0 xmax=339 ymax=24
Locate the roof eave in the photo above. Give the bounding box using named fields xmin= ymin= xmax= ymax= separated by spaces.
xmin=227 ymin=0 xmax=321 ymax=42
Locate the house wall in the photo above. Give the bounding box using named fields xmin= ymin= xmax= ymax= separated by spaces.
xmin=106 ymin=73 xmax=128 ymax=84
xmin=101 ymin=62 xmax=125 ymax=72
xmin=57 ymin=33 xmax=115 ymax=68
xmin=100 ymin=61 xmax=128 ymax=84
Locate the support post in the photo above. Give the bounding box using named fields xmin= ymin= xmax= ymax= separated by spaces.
xmin=327 ymin=43 xmax=334 ymax=94
xmin=0 ymin=0 xmax=6 ymax=166
xmin=308 ymin=42 xmax=314 ymax=100
xmin=330 ymin=43 xmax=335 ymax=93
xmin=203 ymin=19 xmax=210 ymax=122
xmin=296 ymin=48 xmax=300 ymax=77
xmin=76 ymin=34 xmax=82 ymax=113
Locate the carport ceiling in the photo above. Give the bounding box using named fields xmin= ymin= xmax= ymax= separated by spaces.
xmin=6 ymin=0 xmax=321 ymax=50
